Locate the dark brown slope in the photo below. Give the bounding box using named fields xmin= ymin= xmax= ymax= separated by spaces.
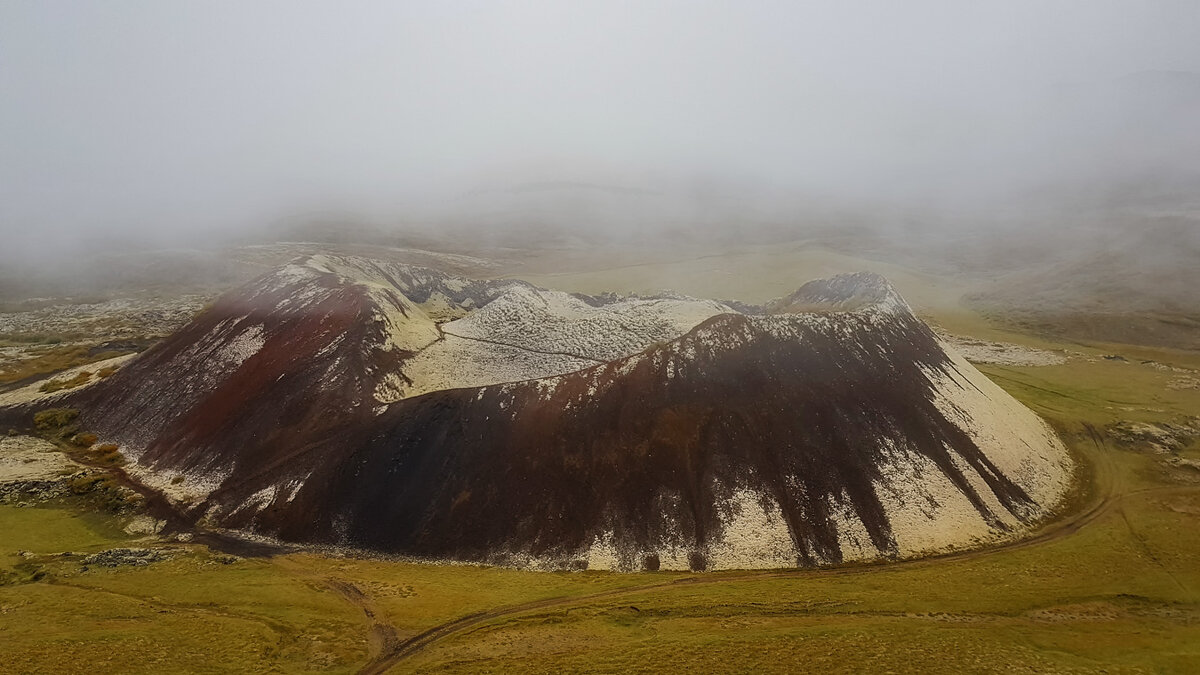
xmin=201 ymin=275 xmax=1032 ymax=569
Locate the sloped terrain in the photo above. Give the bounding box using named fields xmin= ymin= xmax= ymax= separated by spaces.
xmin=399 ymin=286 xmax=732 ymax=398
xmin=5 ymin=255 xmax=1072 ymax=571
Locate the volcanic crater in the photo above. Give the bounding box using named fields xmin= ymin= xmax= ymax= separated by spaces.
xmin=7 ymin=254 xmax=1073 ymax=571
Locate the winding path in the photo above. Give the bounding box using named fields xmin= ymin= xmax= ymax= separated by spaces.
xmin=36 ymin=382 xmax=1190 ymax=674
xmin=356 ymin=422 xmax=1176 ymax=674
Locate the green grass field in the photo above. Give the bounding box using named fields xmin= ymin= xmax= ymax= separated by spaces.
xmin=2 ymin=249 xmax=1199 ymax=673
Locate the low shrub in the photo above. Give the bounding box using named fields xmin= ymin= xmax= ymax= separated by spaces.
xmin=67 ymin=473 xmax=114 ymax=495
xmin=39 ymin=371 xmax=92 ymax=393
xmin=66 ymin=472 xmax=135 ymax=512
xmin=1 ymin=343 xmax=135 ymax=385
xmin=71 ymin=432 xmax=98 ymax=447
xmin=33 ymin=408 xmax=79 ymax=431
xmin=88 ymin=443 xmax=125 ymax=466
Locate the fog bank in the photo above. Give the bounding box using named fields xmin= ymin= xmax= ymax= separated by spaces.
xmin=3 ymin=1 xmax=1199 ymax=263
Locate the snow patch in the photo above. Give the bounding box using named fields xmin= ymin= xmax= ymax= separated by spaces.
xmin=706 ymin=487 xmax=798 ymax=570
xmin=924 ymin=346 xmax=1073 ymax=517
xmin=872 ymin=447 xmax=996 ymax=556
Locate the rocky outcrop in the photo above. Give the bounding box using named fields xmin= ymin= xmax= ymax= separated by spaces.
xmin=0 ymin=435 xmax=88 ymax=504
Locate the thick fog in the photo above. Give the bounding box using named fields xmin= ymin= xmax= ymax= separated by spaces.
xmin=2 ymin=1 xmax=1199 ymax=260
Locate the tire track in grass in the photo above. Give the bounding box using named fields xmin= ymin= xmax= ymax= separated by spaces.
xmin=271 ymin=556 xmax=401 ymax=666
xmin=361 ymin=424 xmax=1198 ymax=673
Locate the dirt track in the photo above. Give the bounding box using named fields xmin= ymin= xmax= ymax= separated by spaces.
xmin=33 ymin=412 xmax=1182 ymax=674
xmin=354 ymin=423 xmax=1167 ymax=674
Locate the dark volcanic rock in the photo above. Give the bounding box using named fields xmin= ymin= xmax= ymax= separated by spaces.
xmin=15 ymin=257 xmax=1072 ymax=571
xmin=82 ymin=547 xmax=170 ymax=568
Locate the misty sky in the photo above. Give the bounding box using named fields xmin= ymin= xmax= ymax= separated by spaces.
xmin=3 ymin=1 xmax=1200 ymax=248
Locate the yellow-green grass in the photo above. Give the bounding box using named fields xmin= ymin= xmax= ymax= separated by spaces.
xmin=279 ymin=557 xmax=686 ymax=636
xmin=978 ymin=358 xmax=1200 ymax=429
xmin=396 ymin=486 xmax=1200 ymax=673
xmin=0 ymin=505 xmax=370 ymax=673
xmin=2 ymin=286 xmax=1200 ymax=672
xmin=0 ymin=505 xmax=131 ymax=570
xmin=0 ymin=345 xmax=130 ymax=385
xmin=39 ymin=371 xmax=93 ymax=393
xmin=0 ymin=504 xmax=683 ymax=673
xmin=408 ymin=608 xmax=1200 ymax=674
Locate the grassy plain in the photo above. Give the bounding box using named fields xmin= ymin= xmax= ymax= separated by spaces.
xmin=2 ymin=247 xmax=1199 ymax=673
xmin=0 ymin=345 xmax=130 ymax=387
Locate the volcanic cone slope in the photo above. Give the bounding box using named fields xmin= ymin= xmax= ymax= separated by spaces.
xmin=48 ymin=256 xmax=1070 ymax=571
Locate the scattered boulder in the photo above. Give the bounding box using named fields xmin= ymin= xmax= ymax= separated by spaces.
xmin=81 ymin=548 xmax=171 ymax=568
xmin=935 ymin=331 xmax=1067 ymax=366
xmin=1109 ymin=420 xmax=1200 ymax=455
xmin=0 ymin=435 xmax=88 ymax=504
xmin=1167 ymin=457 xmax=1200 ymax=472
xmin=123 ymin=515 xmax=165 ymax=536
xmin=1168 ymin=375 xmax=1200 ymax=391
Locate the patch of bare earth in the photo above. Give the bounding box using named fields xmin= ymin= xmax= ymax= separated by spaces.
xmin=935 ymin=332 xmax=1067 ymax=366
